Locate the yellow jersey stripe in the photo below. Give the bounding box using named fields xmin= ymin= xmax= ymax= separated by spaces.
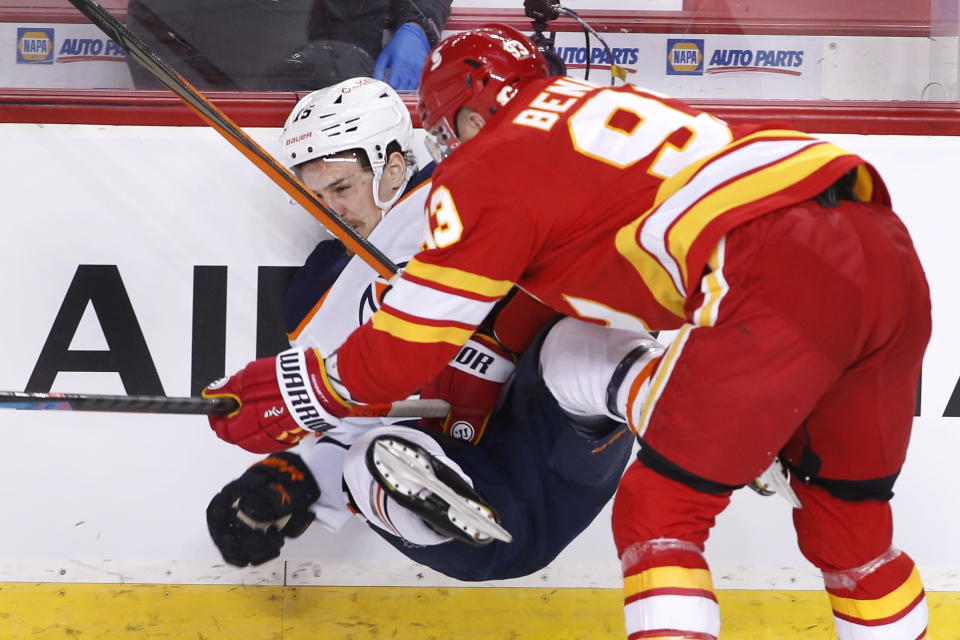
xmin=614 ymin=215 xmax=677 ymax=321
xmin=668 ymin=140 xmax=851 ymax=289
xmin=828 ymin=567 xmax=925 ymax=621
xmin=652 ymin=129 xmax=819 ymax=209
xmin=371 ymin=310 xmax=474 ymax=345
xmin=694 ymin=239 xmax=729 ymax=328
xmin=616 ymin=136 xmax=830 ymax=318
xmin=404 ymin=258 xmax=514 ymax=298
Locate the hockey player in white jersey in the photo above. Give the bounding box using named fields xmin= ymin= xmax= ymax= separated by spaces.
xmin=204 ymin=77 xmax=664 ymax=579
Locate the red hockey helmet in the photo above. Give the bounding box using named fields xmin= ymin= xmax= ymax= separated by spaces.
xmin=417 ymin=24 xmax=550 ymax=160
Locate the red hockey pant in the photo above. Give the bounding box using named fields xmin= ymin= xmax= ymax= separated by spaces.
xmin=614 ymin=198 xmax=931 ymax=572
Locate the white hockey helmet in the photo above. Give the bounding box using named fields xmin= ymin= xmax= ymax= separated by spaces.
xmin=280 ymin=77 xmax=416 ymax=212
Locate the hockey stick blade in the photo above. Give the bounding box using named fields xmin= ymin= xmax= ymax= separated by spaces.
xmin=0 ymin=391 xmax=450 ymax=419
xmin=64 ymin=0 xmax=398 ymax=279
xmin=0 ymin=391 xmax=238 ymax=415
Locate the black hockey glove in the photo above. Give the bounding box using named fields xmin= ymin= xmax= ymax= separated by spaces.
xmin=207 ymin=453 xmax=320 ymax=567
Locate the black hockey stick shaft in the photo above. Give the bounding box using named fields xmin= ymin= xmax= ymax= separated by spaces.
xmin=65 ymin=0 xmax=398 ymax=279
xmin=0 ymin=391 xmax=238 ymax=415
xmin=0 ymin=391 xmax=450 ymax=418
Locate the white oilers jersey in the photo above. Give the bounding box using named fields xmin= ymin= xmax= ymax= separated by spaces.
xmin=292 ymin=180 xmax=431 ymax=444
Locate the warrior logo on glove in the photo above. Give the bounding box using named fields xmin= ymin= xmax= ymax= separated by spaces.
xmin=276 ymin=349 xmax=346 ymax=432
xmin=450 ymin=421 xmax=476 ymax=442
xmin=203 ymin=347 xmax=353 ymax=453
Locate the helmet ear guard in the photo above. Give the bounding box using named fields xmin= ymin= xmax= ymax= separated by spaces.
xmin=279 ymin=77 xmax=417 ymax=212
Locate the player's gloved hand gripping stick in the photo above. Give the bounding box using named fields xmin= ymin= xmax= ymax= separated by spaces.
xmin=202 ymin=348 xmax=448 ymax=453
xmin=419 ymin=335 xmax=517 ymax=445
xmin=0 ymin=389 xmax=448 ymax=420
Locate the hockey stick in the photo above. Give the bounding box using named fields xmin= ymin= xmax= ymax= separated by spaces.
xmin=0 ymin=391 xmax=235 ymax=415
xmin=65 ymin=0 xmax=398 ymax=279
xmin=0 ymin=391 xmax=449 ymax=418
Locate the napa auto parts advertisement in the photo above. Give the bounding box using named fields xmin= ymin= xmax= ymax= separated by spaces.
xmin=546 ymin=32 xmax=823 ymax=99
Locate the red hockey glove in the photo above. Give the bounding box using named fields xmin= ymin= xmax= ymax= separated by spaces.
xmin=203 ymin=347 xmax=352 ymax=453
xmin=419 ymin=334 xmax=517 ymax=444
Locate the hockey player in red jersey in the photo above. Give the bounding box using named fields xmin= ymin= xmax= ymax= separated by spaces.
xmin=204 ymin=76 xmax=660 ymax=582
xmin=206 ymin=26 xmax=933 ymax=639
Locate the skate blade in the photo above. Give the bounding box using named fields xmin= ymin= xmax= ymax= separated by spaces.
xmin=753 ymin=459 xmax=802 ymax=509
xmin=372 ymin=439 xmax=513 ymax=544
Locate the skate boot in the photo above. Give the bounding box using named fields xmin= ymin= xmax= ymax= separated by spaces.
xmin=366 ymin=434 xmax=512 ymax=546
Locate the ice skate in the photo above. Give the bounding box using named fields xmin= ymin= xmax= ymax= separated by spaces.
xmin=749 ymin=457 xmax=802 ymax=508
xmin=366 ymin=435 xmax=512 ymax=546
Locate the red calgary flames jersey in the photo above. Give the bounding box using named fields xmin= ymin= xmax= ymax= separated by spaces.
xmin=338 ymin=76 xmax=886 ymax=402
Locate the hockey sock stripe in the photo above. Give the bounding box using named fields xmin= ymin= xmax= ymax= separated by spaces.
xmin=626 ymin=586 xmax=718 ymax=605
xmin=833 ymin=591 xmax=926 ymax=627
xmin=621 ymin=540 xmax=720 ymax=640
xmin=624 ymin=565 xmax=715 ymax=599
xmin=832 ymin=597 xmax=929 ymax=640
xmin=628 ymin=632 xmax=717 ymax=640
xmin=623 ymin=566 xmax=719 ymax=639
xmin=823 ymin=552 xmax=930 ymax=640
xmin=827 ymin=566 xmax=925 ymax=623
xmin=623 ymin=593 xmax=720 ymax=640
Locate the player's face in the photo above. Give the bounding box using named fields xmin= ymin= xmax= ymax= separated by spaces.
xmin=300 ymin=153 xmax=381 ymax=240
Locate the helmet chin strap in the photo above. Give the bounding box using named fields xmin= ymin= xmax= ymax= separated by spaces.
xmin=371 ymin=163 xmax=415 ymax=216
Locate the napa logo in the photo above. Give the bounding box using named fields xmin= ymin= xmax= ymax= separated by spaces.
xmin=706 ymin=48 xmax=805 ymax=75
xmin=16 ymin=28 xmax=55 ymax=65
xmin=57 ymin=37 xmax=127 ymax=63
xmin=666 ymin=39 xmax=703 ymax=75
